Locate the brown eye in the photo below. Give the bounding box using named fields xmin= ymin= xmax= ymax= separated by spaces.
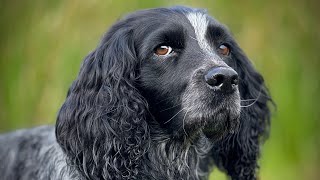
xmin=155 ymin=45 xmax=173 ymax=56
xmin=218 ymin=44 xmax=230 ymax=56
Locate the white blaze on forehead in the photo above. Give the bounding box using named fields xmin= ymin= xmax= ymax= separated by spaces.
xmin=186 ymin=12 xmax=212 ymax=53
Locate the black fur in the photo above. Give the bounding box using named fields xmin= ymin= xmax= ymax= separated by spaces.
xmin=0 ymin=6 xmax=272 ymax=180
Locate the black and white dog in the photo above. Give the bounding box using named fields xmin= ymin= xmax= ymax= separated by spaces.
xmin=0 ymin=6 xmax=272 ymax=180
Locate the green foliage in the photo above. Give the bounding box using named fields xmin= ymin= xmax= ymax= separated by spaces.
xmin=0 ymin=0 xmax=319 ymax=179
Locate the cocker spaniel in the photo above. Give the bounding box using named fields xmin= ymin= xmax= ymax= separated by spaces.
xmin=0 ymin=6 xmax=272 ymax=180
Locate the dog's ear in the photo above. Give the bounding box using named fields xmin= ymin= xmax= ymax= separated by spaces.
xmin=55 ymin=24 xmax=149 ymax=179
xmin=232 ymin=44 xmax=272 ymax=138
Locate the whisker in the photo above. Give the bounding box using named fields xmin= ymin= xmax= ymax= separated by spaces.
xmin=164 ymin=108 xmax=185 ymax=124
xmin=240 ymin=88 xmax=262 ymax=108
xmin=189 ymin=35 xmax=198 ymax=42
xmin=159 ymin=103 xmax=181 ymax=112
xmin=240 ymin=98 xmax=258 ymax=102
xmin=156 ymin=96 xmax=176 ymax=104
xmin=182 ymin=110 xmax=189 ymax=137
xmin=240 ymin=101 xmax=258 ymax=108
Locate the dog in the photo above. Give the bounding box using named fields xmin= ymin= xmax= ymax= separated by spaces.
xmin=0 ymin=6 xmax=272 ymax=180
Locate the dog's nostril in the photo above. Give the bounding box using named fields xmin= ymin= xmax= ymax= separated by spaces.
xmin=231 ymin=75 xmax=239 ymax=85
xmin=208 ymin=74 xmax=224 ymax=87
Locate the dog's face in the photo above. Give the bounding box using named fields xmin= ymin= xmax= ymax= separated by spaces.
xmin=123 ymin=7 xmax=242 ymax=140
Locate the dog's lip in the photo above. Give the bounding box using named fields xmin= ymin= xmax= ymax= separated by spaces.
xmin=200 ymin=110 xmax=240 ymax=139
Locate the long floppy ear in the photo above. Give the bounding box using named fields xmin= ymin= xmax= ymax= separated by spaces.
xmin=55 ymin=24 xmax=149 ymax=179
xmin=212 ymin=43 xmax=273 ymax=179
xmin=235 ymin=45 xmax=272 ymax=140
xmin=233 ymin=44 xmax=272 ymax=137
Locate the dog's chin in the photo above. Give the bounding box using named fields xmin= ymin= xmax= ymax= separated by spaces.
xmin=202 ymin=111 xmax=240 ymax=141
xmin=184 ymin=102 xmax=241 ymax=141
xmin=180 ymin=85 xmax=241 ymax=140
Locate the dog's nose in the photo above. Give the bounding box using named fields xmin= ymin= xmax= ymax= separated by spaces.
xmin=205 ymin=67 xmax=238 ymax=93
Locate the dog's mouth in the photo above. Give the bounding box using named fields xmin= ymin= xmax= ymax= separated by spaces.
xmin=201 ymin=108 xmax=240 ymax=140
xmin=181 ymin=102 xmax=240 ymax=141
xmin=181 ymin=88 xmax=241 ymax=140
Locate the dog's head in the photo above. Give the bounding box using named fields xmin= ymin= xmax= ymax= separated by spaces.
xmin=129 ymin=7 xmax=243 ymax=139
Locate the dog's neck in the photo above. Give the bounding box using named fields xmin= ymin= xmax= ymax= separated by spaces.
xmin=140 ymin=124 xmax=214 ymax=179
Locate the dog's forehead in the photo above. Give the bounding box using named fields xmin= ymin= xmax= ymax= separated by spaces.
xmin=185 ymin=12 xmax=212 ymax=53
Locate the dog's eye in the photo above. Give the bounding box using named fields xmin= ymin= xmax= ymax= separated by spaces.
xmin=218 ymin=44 xmax=230 ymax=56
xmin=155 ymin=45 xmax=173 ymax=56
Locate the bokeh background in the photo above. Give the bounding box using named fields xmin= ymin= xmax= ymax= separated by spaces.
xmin=0 ymin=0 xmax=319 ymax=179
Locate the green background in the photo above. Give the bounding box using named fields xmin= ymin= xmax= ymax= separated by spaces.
xmin=0 ymin=0 xmax=319 ymax=179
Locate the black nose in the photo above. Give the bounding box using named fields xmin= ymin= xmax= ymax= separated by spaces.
xmin=205 ymin=67 xmax=239 ymax=93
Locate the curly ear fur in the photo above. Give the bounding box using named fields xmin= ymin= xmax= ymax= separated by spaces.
xmin=212 ymin=43 xmax=273 ymax=179
xmin=55 ymin=23 xmax=149 ymax=179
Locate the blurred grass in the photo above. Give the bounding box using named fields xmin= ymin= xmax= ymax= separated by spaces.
xmin=0 ymin=0 xmax=319 ymax=179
